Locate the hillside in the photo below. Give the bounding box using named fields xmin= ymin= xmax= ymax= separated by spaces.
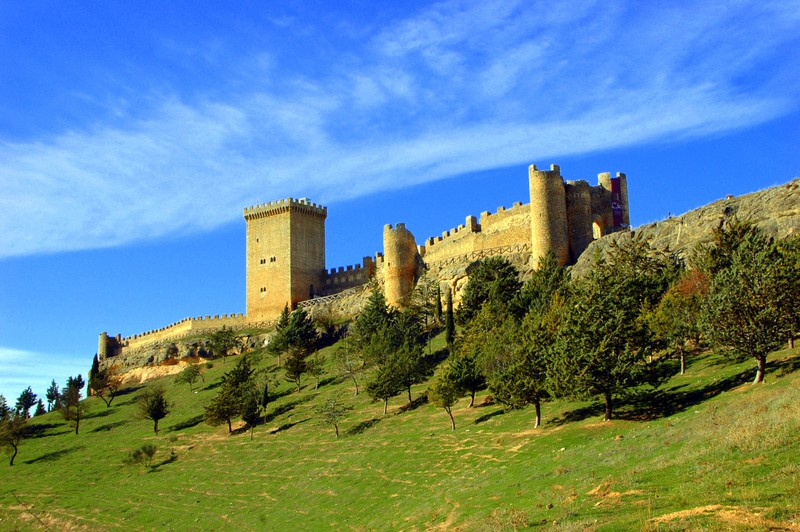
xmin=2 ymin=333 xmax=799 ymax=530
xmin=573 ymin=179 xmax=800 ymax=276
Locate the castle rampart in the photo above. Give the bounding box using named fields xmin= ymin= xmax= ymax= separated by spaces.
xmin=99 ymin=162 xmax=629 ymax=368
xmin=322 ymin=256 xmax=374 ymax=295
xmin=98 ymin=313 xmax=252 ymax=361
xmin=383 ymin=223 xmax=420 ymax=308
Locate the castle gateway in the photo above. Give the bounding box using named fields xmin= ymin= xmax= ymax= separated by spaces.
xmin=99 ymin=164 xmax=628 ymax=359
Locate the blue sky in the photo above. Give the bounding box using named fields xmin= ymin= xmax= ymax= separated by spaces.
xmin=1 ymin=0 xmax=799 ymax=403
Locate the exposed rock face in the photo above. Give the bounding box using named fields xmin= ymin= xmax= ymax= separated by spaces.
xmin=572 ymin=179 xmax=800 ymax=277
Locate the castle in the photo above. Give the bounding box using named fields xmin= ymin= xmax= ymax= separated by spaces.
xmin=98 ymin=163 xmax=628 ymax=360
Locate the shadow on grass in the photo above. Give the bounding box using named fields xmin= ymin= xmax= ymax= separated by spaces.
xmin=345 ymin=417 xmax=382 ymax=436
xmin=397 ymin=394 xmax=429 ymax=414
xmin=115 ymin=385 xmax=143 ymax=397
xmin=201 ymin=380 xmax=222 ymax=392
xmin=263 ymin=396 xmax=314 ymax=424
xmin=474 ymin=409 xmax=505 ymax=424
xmin=548 ymin=367 xmax=755 ymax=425
xmin=24 ymin=423 xmax=68 ymax=439
xmin=774 ymin=355 xmax=800 ymax=378
xmin=548 ymin=404 xmax=604 ymax=426
xmin=270 ymin=418 xmax=309 ymax=434
xmin=24 ymin=446 xmax=84 ymax=464
xmin=86 ymin=409 xmax=113 ymax=419
xmin=91 ymin=420 xmax=129 ymax=433
xmin=168 ymin=414 xmax=204 ymax=432
xmin=620 ymin=367 xmax=753 ymax=421
xmin=317 ymin=376 xmax=338 ymax=388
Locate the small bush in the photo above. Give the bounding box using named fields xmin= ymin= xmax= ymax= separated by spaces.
xmin=205 ymin=362 xmax=214 ymax=369
xmin=124 ymin=444 xmax=158 ymax=468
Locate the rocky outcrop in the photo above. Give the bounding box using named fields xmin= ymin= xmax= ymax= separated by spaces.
xmin=572 ymin=179 xmax=800 ymax=277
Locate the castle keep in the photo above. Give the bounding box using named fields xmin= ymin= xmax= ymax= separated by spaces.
xmin=98 ymin=163 xmax=628 ymax=360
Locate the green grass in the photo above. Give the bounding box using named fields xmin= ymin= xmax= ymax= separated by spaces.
xmin=2 ymin=337 xmax=799 ymax=530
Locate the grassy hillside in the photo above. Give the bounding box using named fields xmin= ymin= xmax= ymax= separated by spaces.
xmin=2 ymin=335 xmax=799 ymax=530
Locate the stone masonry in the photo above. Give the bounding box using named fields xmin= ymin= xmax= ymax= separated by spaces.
xmin=98 ymin=163 xmax=628 ymax=362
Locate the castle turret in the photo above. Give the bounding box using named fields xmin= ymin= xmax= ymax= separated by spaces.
xmin=565 ymin=180 xmax=593 ymax=263
xmin=617 ymin=172 xmax=630 ymax=228
xmin=383 ymin=223 xmax=418 ymax=308
xmin=243 ymin=198 xmax=327 ymax=322
xmin=529 ymin=164 xmax=569 ymax=266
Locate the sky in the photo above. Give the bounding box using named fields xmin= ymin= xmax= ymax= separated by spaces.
xmin=1 ymin=0 xmax=799 ymax=404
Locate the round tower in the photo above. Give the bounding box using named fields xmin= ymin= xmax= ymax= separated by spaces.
xmin=529 ymin=164 xmax=569 ymax=267
xmin=383 ymin=223 xmax=418 ymax=308
xmin=617 ymin=172 xmax=630 ymax=228
xmin=565 ymin=180 xmax=593 ymax=263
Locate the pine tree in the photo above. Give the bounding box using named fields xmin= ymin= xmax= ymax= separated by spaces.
xmin=137 ymin=385 xmax=172 ymax=434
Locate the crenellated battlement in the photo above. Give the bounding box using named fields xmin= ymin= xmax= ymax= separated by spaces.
xmin=322 ymin=256 xmax=375 ymax=294
xmin=99 ymin=162 xmax=630 ymax=373
xmin=98 ymin=313 xmax=251 ymax=359
xmin=243 ymin=197 xmax=327 ymax=221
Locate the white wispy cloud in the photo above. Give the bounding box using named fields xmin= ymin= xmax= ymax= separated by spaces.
xmin=0 ymin=0 xmax=798 ymax=258
xmin=0 ymin=347 xmax=85 ymax=402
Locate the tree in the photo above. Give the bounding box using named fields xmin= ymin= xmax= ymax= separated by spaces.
xmin=306 ymin=353 xmax=326 ymax=390
xmin=240 ymin=387 xmax=262 ymax=440
xmin=695 ymin=217 xmax=756 ymax=276
xmin=456 ymin=257 xmax=522 ymax=325
xmin=448 ymin=348 xmax=484 ymax=408
xmin=651 ymin=268 xmax=708 ymax=375
xmin=34 ymin=399 xmax=46 ymax=417
xmin=284 ymin=346 xmax=309 ymax=393
xmin=515 ymin=250 xmax=569 ymax=318
xmin=60 ymin=375 xmax=87 ymax=434
xmin=205 ymin=355 xmax=255 ymax=433
xmin=333 ymin=334 xmax=363 ymax=396
xmin=137 ymin=385 xmax=172 ymax=434
xmin=409 ymin=276 xmax=440 ymax=330
xmin=208 ymin=326 xmax=242 ymax=364
xmin=703 ymin=228 xmax=800 ymax=383
xmin=349 ymin=287 xmax=392 ymax=366
xmin=175 ymin=364 xmax=203 ymax=392
xmin=88 ymin=354 xmax=101 ymax=396
xmin=92 ymin=367 xmax=123 ymax=408
xmin=428 ymin=365 xmax=461 ymax=430
xmin=15 ymin=387 xmax=37 ymax=418
xmin=45 ymin=379 xmax=60 ymax=412
xmin=366 ymin=363 xmax=403 ymax=415
xmin=0 ymin=414 xmax=26 ymax=466
xmin=445 ymin=288 xmax=455 ymax=349
xmin=553 ymin=235 xmax=675 ymax=421
xmin=315 ymin=393 xmax=354 ymax=438
xmin=0 ymin=396 xmax=9 ymax=421
xmin=267 ymin=304 xmax=292 ymax=363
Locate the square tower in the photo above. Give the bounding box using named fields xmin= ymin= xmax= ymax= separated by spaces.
xmin=243 ymin=198 xmax=327 ymax=323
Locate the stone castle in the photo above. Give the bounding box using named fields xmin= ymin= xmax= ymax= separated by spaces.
xmin=98 ymin=163 xmax=628 ymax=361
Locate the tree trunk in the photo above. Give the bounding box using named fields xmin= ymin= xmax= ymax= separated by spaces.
xmin=75 ymin=413 xmax=80 ymax=435
xmin=153 ymin=419 xmax=159 ymax=434
xmin=680 ymin=348 xmax=686 ymax=376
xmin=9 ymin=444 xmax=17 ymax=466
xmin=227 ymin=418 xmax=232 ymax=433
xmin=334 ymin=424 xmax=340 ymax=438
xmin=603 ymin=392 xmax=613 ymax=421
xmin=753 ymin=355 xmax=767 ymax=384
xmin=351 ymin=376 xmax=359 ymax=396
xmin=446 ymin=407 xmax=455 ymax=430
xmin=469 ymin=390 xmax=475 ymax=408
xmin=407 ymin=387 xmax=412 ymax=403
xmin=790 ymin=337 xmax=795 ymax=349
xmin=383 ymin=398 xmax=388 ymax=416
xmin=534 ymin=400 xmax=541 ymax=429
xmin=250 ymin=426 xmax=254 ymax=440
